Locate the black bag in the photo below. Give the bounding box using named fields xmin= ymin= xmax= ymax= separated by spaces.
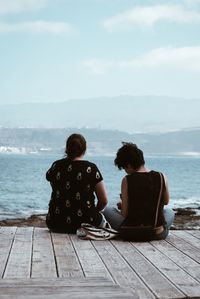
xmin=119 ymin=224 xmax=164 ymax=241
xmin=119 ymin=173 xmax=164 ymax=241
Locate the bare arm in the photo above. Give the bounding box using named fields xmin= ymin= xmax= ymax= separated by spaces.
xmin=121 ymin=176 xmax=129 ymax=218
xmin=95 ymin=180 xmax=108 ymax=211
xmin=163 ymin=174 xmax=170 ymax=205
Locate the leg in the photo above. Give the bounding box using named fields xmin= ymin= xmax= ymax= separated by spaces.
xmin=154 ymin=208 xmax=175 ymax=240
xmin=102 ymin=206 xmax=125 ymax=230
xmin=164 ymin=208 xmax=175 ymax=229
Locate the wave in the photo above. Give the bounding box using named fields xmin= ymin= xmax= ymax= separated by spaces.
xmin=171 ymin=196 xmax=200 ymax=209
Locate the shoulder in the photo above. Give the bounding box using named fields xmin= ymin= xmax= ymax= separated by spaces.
xmin=151 ymin=170 xmax=168 ymax=187
xmin=72 ymin=160 xmax=101 ymax=173
xmin=84 ymin=161 xmax=100 ymax=170
xmin=125 ymin=173 xmax=134 ymax=181
xmin=51 ymin=158 xmax=68 ymax=168
xmin=83 ymin=161 xmax=103 ymax=180
xmin=150 ymin=170 xmax=166 ymax=179
xmin=150 ymin=170 xmax=160 ymax=175
xmin=122 ymin=176 xmax=128 ymax=185
xmin=151 ymin=170 xmax=165 ymax=176
xmin=152 ymin=170 xmax=167 ymax=180
xmin=85 ymin=161 xmax=97 ymax=167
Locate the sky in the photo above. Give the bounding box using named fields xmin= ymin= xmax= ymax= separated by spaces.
xmin=1 ymin=0 xmax=200 ymax=104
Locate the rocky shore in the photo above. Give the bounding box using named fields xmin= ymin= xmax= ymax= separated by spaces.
xmin=0 ymin=208 xmax=200 ymax=230
xmin=0 ymin=214 xmax=47 ymax=228
xmin=171 ymin=208 xmax=200 ymax=230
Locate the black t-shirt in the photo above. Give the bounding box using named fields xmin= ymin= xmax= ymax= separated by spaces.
xmin=124 ymin=171 xmax=166 ymax=227
xmin=46 ymin=158 xmax=103 ymax=233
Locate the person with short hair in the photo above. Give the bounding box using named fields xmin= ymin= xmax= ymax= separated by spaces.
xmin=103 ymin=142 xmax=175 ymax=240
xmin=46 ymin=133 xmax=108 ymax=233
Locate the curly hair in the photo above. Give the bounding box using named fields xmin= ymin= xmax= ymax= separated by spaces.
xmin=114 ymin=142 xmax=145 ymax=170
xmin=65 ymin=133 xmax=86 ymax=160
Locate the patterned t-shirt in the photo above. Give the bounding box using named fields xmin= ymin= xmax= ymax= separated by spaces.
xmin=46 ymin=158 xmax=103 ymax=233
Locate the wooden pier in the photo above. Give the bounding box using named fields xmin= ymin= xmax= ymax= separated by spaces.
xmin=1 ymin=227 xmax=200 ymax=298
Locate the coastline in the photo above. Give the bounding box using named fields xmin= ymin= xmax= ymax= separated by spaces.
xmin=0 ymin=214 xmax=47 ymax=228
xmin=172 ymin=207 xmax=200 ymax=230
xmin=0 ymin=208 xmax=199 ymax=229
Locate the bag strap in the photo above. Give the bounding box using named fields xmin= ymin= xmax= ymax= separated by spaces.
xmin=153 ymin=172 xmax=163 ymax=228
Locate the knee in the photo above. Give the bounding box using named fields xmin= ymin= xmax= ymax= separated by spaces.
xmin=164 ymin=208 xmax=175 ymax=227
xmin=102 ymin=206 xmax=116 ymax=217
xmin=164 ymin=208 xmax=175 ymax=217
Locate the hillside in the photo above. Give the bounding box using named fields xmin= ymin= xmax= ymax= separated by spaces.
xmin=0 ymin=127 xmax=200 ymax=155
xmin=0 ymin=96 xmax=200 ymax=133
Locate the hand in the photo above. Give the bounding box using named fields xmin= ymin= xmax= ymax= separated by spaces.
xmin=117 ymin=201 xmax=122 ymax=210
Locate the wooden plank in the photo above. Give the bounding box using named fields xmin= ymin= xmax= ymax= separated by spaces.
xmin=151 ymin=238 xmax=200 ymax=283
xmin=132 ymin=241 xmax=200 ymax=298
xmin=112 ymin=239 xmax=184 ymax=299
xmin=186 ymin=230 xmax=200 ymax=240
xmin=0 ymin=294 xmax=132 ymax=299
xmin=0 ymin=227 xmax=17 ymax=234
xmin=167 ymin=232 xmax=200 ymax=263
xmin=31 ymin=228 xmax=57 ymax=278
xmin=92 ymin=240 xmax=156 ymax=299
xmin=0 ymin=227 xmax=17 ymax=278
xmin=70 ymin=235 xmax=112 ymax=280
xmin=166 ymin=233 xmax=200 ymax=264
xmin=51 ymin=232 xmax=83 ymax=278
xmin=0 ymin=286 xmax=133 ymax=299
xmin=0 ymin=277 xmax=115 ymax=286
xmin=171 ymin=230 xmax=200 ymax=250
xmin=0 ymin=278 xmax=133 ymax=299
xmin=3 ymin=227 xmax=33 ymax=279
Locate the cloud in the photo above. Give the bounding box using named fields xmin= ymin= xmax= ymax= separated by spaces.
xmin=131 ymin=46 xmax=200 ymax=70
xmin=102 ymin=4 xmax=200 ymax=32
xmin=0 ymin=0 xmax=48 ymax=15
xmin=82 ymin=46 xmax=200 ymax=73
xmin=0 ymin=21 xmax=74 ymax=34
xmin=184 ymin=0 xmax=200 ymax=6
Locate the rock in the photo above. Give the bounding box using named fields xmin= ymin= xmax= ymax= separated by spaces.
xmin=1 ymin=210 xmax=200 ymax=230
xmin=0 ymin=214 xmax=46 ymax=227
xmin=174 ymin=208 xmax=197 ymax=216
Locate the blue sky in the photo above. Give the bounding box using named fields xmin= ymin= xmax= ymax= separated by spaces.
xmin=1 ymin=0 xmax=200 ymax=104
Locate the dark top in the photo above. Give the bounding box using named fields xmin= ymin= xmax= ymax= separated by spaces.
xmin=123 ymin=171 xmax=166 ymax=227
xmin=46 ymin=158 xmax=103 ymax=233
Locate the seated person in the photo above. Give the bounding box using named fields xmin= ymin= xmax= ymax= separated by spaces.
xmin=103 ymin=142 xmax=175 ymax=240
xmin=46 ymin=133 xmax=108 ymax=233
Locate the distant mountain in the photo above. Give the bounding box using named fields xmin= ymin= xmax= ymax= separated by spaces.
xmin=0 ymin=127 xmax=200 ymax=155
xmin=0 ymin=96 xmax=200 ymax=133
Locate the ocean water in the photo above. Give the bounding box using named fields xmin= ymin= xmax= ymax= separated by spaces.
xmin=0 ymin=154 xmax=200 ymax=220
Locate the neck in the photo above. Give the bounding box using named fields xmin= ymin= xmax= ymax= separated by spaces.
xmin=73 ymin=155 xmax=84 ymax=161
xmin=136 ymin=165 xmax=149 ymax=173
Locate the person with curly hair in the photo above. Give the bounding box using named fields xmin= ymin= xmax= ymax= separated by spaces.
xmin=103 ymin=142 xmax=175 ymax=240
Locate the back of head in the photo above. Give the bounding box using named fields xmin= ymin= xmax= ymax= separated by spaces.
xmin=65 ymin=133 xmax=86 ymax=160
xmin=114 ymin=142 xmax=145 ymax=170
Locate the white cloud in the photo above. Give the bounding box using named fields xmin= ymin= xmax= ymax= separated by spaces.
xmin=0 ymin=0 xmax=48 ymax=15
xmin=131 ymin=46 xmax=200 ymax=70
xmin=0 ymin=21 xmax=74 ymax=34
xmin=82 ymin=46 xmax=200 ymax=73
xmin=102 ymin=5 xmax=200 ymax=32
xmin=184 ymin=0 xmax=200 ymax=6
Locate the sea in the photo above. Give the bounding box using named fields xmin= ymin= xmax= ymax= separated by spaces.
xmin=0 ymin=153 xmax=200 ymax=220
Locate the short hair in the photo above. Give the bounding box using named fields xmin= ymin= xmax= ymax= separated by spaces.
xmin=65 ymin=133 xmax=86 ymax=160
xmin=114 ymin=142 xmax=145 ymax=170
